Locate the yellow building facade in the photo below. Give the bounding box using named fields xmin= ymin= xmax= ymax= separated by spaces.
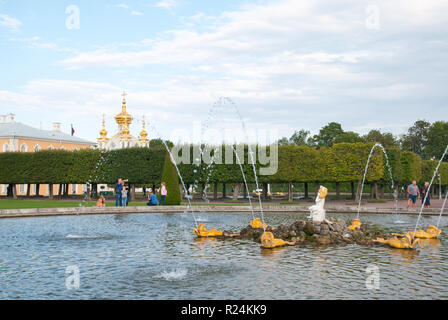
xmin=0 ymin=113 xmax=96 ymax=197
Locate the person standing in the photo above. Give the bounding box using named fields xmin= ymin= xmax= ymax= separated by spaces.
xmin=115 ymin=178 xmax=123 ymax=207
xmin=407 ymin=180 xmax=420 ymax=209
xmin=421 ymin=182 xmax=431 ymax=208
xmin=126 ymin=186 xmax=130 ymax=206
xmin=160 ymin=182 xmax=167 ymax=205
xmin=121 ymin=187 xmax=128 ymax=207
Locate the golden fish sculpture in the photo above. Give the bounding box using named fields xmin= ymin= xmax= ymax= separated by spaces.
xmin=348 ymin=218 xmax=362 ymax=231
xmin=250 ymin=218 xmax=268 ymax=229
xmin=193 ymin=224 xmax=223 ymax=237
xmin=261 ymin=232 xmax=295 ymax=249
xmin=392 ymin=225 xmax=442 ymax=239
xmin=374 ymin=233 xmax=420 ymax=249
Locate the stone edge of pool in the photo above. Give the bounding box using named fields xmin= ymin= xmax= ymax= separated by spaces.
xmin=0 ymin=205 xmax=440 ymax=219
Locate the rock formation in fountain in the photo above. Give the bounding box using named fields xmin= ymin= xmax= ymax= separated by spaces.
xmin=239 ymin=218 xmax=388 ymax=247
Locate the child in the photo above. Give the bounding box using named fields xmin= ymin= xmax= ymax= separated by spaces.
xmin=121 ymin=187 xmax=128 ymax=207
xmin=96 ymin=195 xmax=106 ymax=207
xmin=160 ymin=182 xmax=167 ymax=205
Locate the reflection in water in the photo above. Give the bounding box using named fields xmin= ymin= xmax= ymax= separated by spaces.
xmin=388 ymin=247 xmax=421 ymax=263
xmin=0 ymin=212 xmax=446 ymax=299
xmin=418 ymin=239 xmax=441 ymax=249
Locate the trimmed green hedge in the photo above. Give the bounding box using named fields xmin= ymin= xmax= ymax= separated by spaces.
xmin=159 ymin=153 xmax=181 ymax=205
xmin=1 ymin=143 xmax=446 ymax=196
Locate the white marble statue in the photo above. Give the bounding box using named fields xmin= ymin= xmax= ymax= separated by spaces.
xmin=308 ymin=186 xmax=328 ymax=222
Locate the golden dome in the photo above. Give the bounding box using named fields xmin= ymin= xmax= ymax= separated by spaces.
xmin=120 ymin=121 xmax=131 ymax=139
xmin=115 ymin=91 xmax=133 ymax=126
xmin=99 ymin=114 xmax=108 ymax=139
xmin=139 ymin=115 xmax=148 ymax=140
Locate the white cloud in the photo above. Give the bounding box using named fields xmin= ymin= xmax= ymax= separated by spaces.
xmin=4 ymin=0 xmax=448 ymax=140
xmin=0 ymin=13 xmax=22 ymax=31
xmin=8 ymin=36 xmax=70 ymax=52
xmin=116 ymin=3 xmax=129 ymax=9
xmin=155 ymin=0 xmax=178 ymax=10
xmin=131 ymin=11 xmax=143 ymax=16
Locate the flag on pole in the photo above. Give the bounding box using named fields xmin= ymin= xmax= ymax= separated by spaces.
xmin=71 ymin=124 xmax=75 ymax=136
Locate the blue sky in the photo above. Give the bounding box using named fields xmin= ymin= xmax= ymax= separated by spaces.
xmin=0 ymin=0 xmax=447 ymax=144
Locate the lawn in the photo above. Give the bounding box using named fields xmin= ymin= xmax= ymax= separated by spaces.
xmin=0 ymin=199 xmax=308 ymax=210
xmin=0 ymin=199 xmax=148 ymax=209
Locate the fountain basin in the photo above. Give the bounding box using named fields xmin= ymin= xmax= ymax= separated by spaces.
xmin=0 ymin=212 xmax=447 ymax=299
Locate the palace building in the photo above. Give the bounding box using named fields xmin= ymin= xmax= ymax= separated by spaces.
xmin=97 ymin=91 xmax=150 ymax=149
xmin=0 ymin=113 xmax=96 ymax=196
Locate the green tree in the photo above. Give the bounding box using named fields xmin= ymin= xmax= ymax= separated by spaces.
xmin=334 ymin=131 xmax=364 ymax=144
xmin=424 ymin=121 xmax=448 ymax=161
xmin=308 ymin=122 xmax=344 ymax=147
xmin=289 ymin=129 xmax=310 ymax=146
xmin=400 ymin=120 xmax=430 ymax=157
xmin=277 ymin=137 xmax=290 ymax=146
xmin=364 ymin=130 xmax=398 ymax=148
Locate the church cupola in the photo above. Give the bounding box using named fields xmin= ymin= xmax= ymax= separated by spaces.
xmin=114 ymin=91 xmax=133 ymax=133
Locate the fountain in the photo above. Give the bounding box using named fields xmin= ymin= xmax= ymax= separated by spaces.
xmin=149 ymin=126 xmax=199 ymax=229
xmin=185 ymin=97 xmax=267 ymax=237
xmin=373 ymin=144 xmax=448 ymax=248
xmin=260 ymin=231 xmax=295 ymax=249
xmin=411 ymin=143 xmax=448 ymax=237
xmin=437 ymin=190 xmax=448 ymax=228
xmin=308 ymin=186 xmax=328 ymax=222
xmin=355 ymin=143 xmax=400 ymax=228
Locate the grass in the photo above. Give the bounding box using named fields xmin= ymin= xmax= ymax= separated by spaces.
xmin=278 ymin=202 xmax=309 ymax=206
xmin=367 ymin=199 xmax=388 ymax=203
xmin=0 ymin=199 xmax=148 ymax=209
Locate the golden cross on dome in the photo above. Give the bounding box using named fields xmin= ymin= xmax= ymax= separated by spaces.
xmin=121 ymin=91 xmax=127 ymax=99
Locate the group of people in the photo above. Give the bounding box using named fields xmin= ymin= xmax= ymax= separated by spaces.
xmin=146 ymin=182 xmax=167 ymax=206
xmin=114 ymin=178 xmax=130 ymax=207
xmin=407 ymin=180 xmax=431 ymax=209
xmin=112 ymin=178 xmax=168 ymax=207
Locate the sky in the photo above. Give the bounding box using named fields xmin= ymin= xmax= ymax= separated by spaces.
xmin=0 ymin=0 xmax=447 ymax=144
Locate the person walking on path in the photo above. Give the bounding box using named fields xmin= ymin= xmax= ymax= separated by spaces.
xmin=407 ymin=180 xmax=420 ymax=209
xmin=421 ymin=182 xmax=431 ymax=208
xmin=147 ymin=190 xmax=159 ymax=206
xmin=160 ymin=182 xmax=167 ymax=205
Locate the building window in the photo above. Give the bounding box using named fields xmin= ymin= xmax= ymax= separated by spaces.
xmin=71 ymin=184 xmax=77 ymax=194
xmin=34 ymin=145 xmax=42 ymax=152
xmin=48 ymin=145 xmax=55 ymax=150
xmin=19 ymin=184 xmax=25 ymax=193
xmin=73 ymin=147 xmax=79 ymax=151
xmin=60 ymin=146 xmax=66 ymax=151
xmin=3 ymin=144 xmax=9 ymax=152
xmin=20 ymin=144 xmax=28 ymax=152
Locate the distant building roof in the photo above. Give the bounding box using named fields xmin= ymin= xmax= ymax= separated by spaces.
xmin=0 ymin=121 xmax=96 ymax=145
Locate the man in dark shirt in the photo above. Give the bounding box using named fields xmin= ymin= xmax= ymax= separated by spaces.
xmin=115 ymin=178 xmax=128 ymax=207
